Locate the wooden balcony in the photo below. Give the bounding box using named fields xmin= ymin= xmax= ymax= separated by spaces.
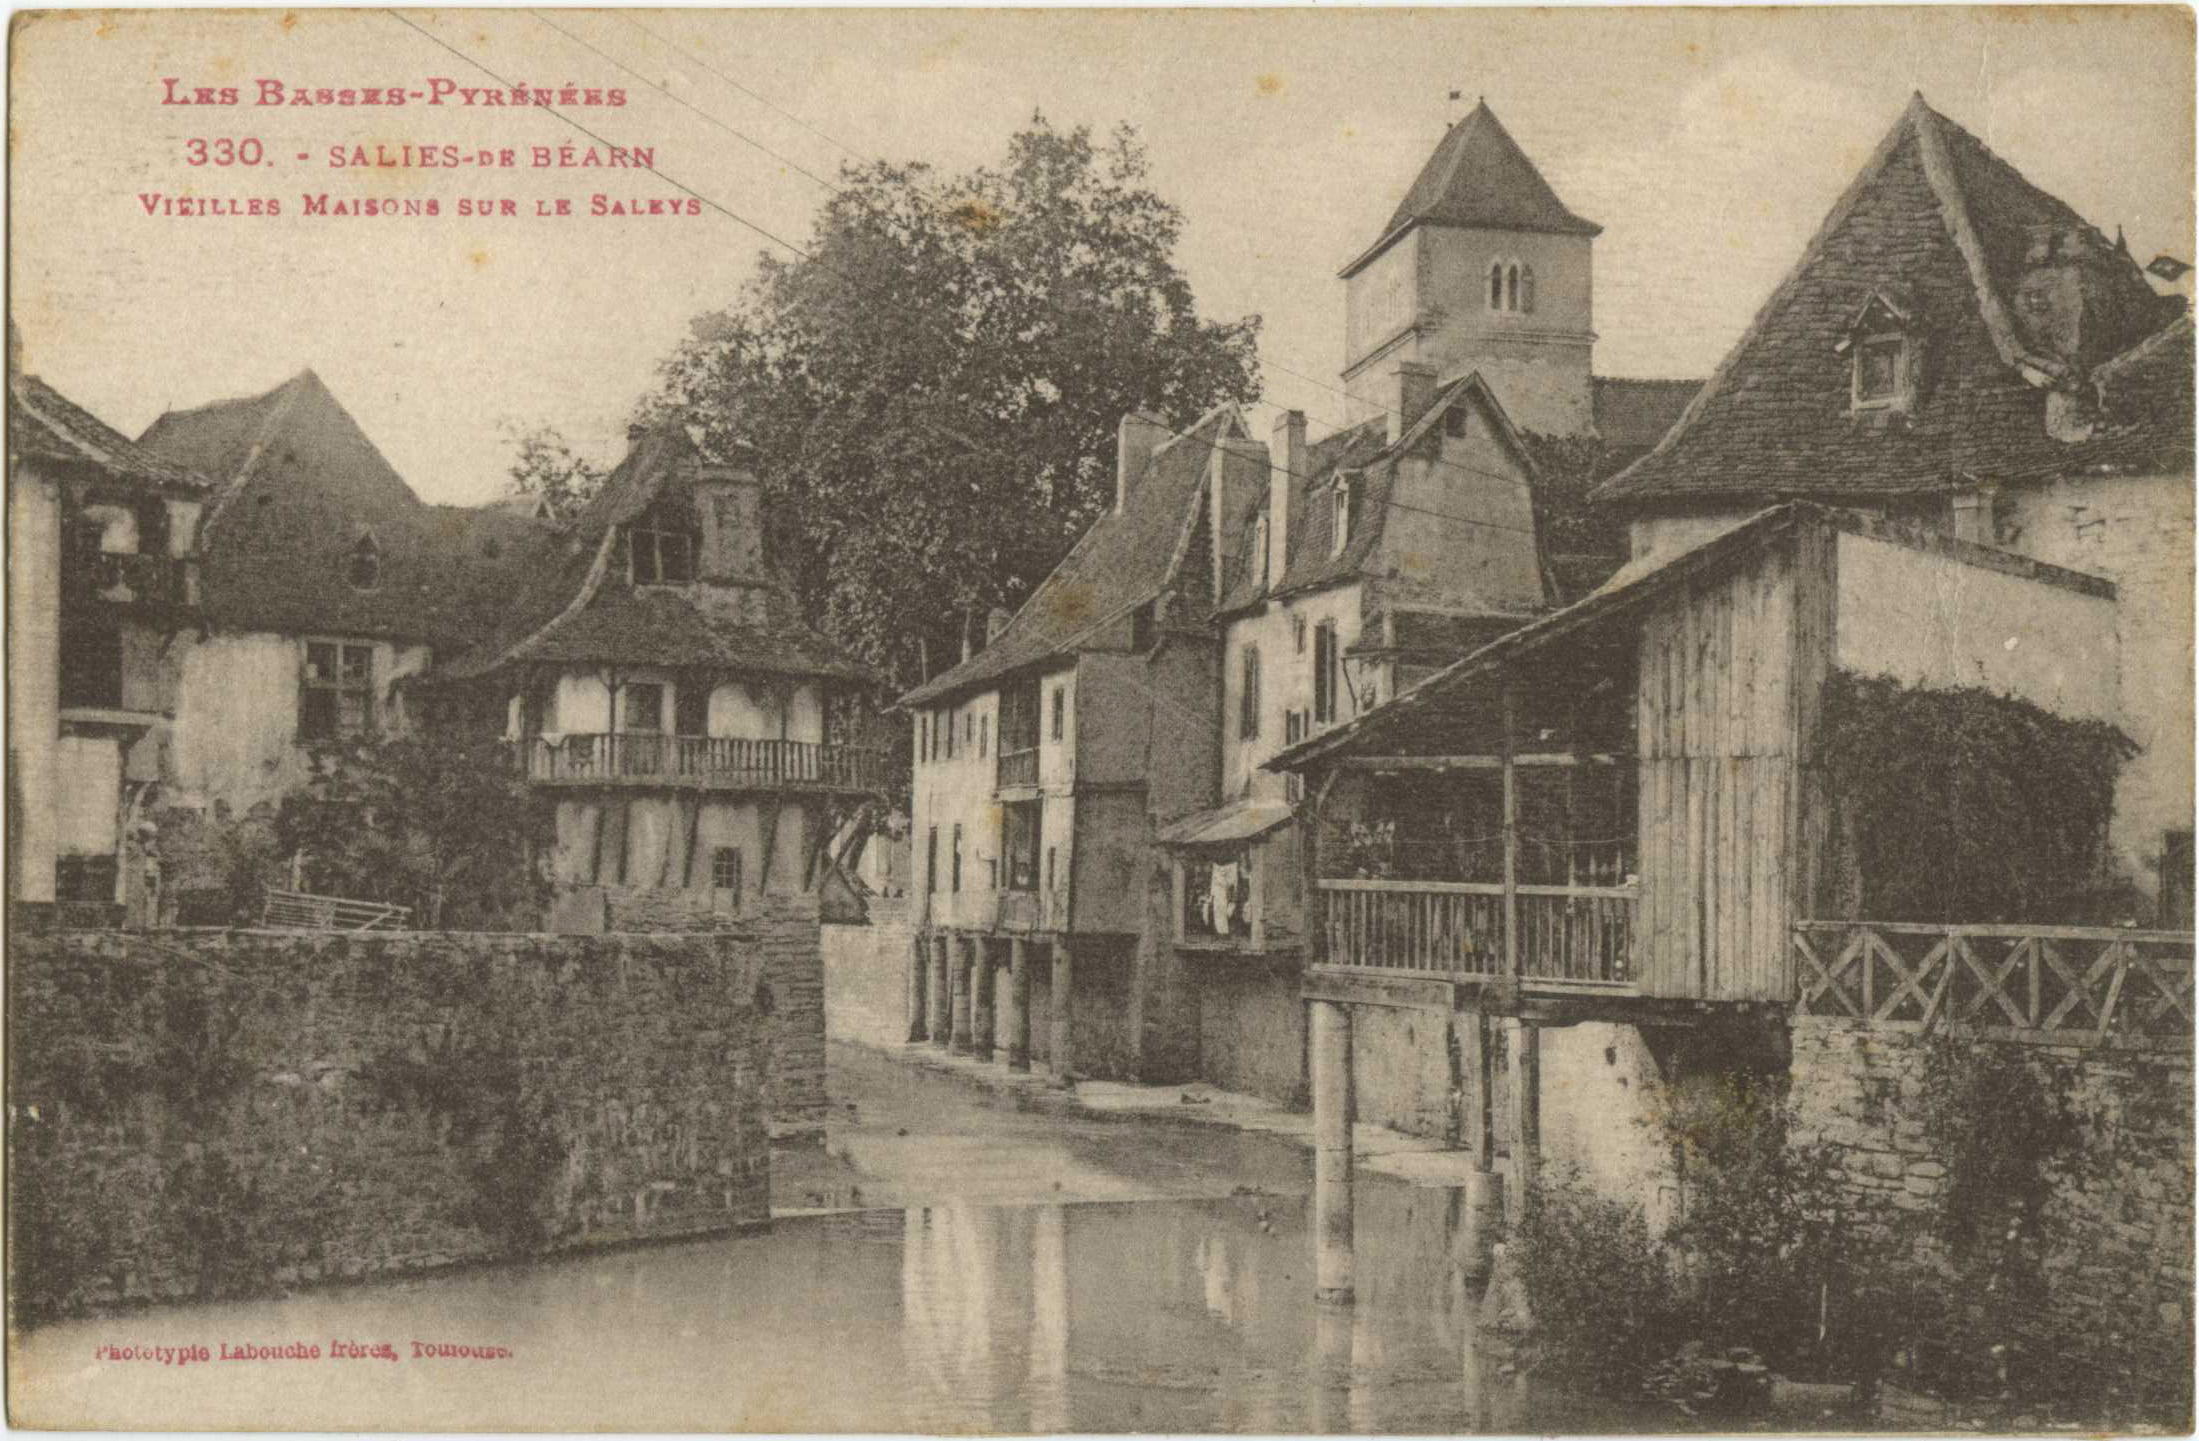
xmin=1793 ymin=920 xmax=2195 ymax=1048
xmin=997 ymin=746 xmax=1039 ymax=791
xmin=519 ymin=733 xmax=884 ymax=794
xmin=1319 ymin=877 xmax=1637 ymax=990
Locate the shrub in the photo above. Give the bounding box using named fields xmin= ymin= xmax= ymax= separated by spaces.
xmin=1511 ymin=1170 xmax=1683 ymax=1391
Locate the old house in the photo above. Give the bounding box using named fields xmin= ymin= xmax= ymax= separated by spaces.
xmin=439 ymin=422 xmax=883 ymax=933
xmin=1595 ymin=93 xmax=2194 ymax=924
xmin=1262 ymin=96 xmax=2193 ymax=1288
xmin=7 ymin=373 xmax=211 ymax=926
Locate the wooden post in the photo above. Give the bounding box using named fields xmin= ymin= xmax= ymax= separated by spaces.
xmin=1049 ymin=942 xmax=1074 ymax=1086
xmin=1501 ymin=679 xmax=1520 ymax=981
xmin=1007 ymin=937 xmax=1032 ymax=1070
xmin=1502 ymin=1018 xmax=1540 ymax=1230
xmin=906 ymin=933 xmax=928 ymax=1042
xmin=950 ymin=933 xmax=975 ymax=1053
xmin=929 ymin=933 xmax=953 ymax=1050
xmin=971 ymin=937 xmax=996 ymax=1062
xmin=1311 ymin=998 xmax=1355 ymax=1304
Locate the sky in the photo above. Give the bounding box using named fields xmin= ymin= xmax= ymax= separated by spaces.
xmin=11 ymin=6 xmax=2194 ymax=507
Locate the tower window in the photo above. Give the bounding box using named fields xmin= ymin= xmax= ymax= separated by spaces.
xmin=1489 ymin=258 xmax=1533 ymax=314
xmin=1489 ymin=261 xmax=1504 ymax=311
xmin=1520 ymin=265 xmax=1536 ymax=314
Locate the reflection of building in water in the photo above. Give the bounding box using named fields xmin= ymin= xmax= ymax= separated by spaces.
xmin=1028 ymin=1205 xmax=1068 ymax=1434
xmin=898 ymin=1202 xmax=1063 ymax=1432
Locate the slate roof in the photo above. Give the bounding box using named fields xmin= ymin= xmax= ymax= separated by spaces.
xmin=1216 ymin=372 xmax=1544 ymax=614
xmin=444 ymin=423 xmax=875 ymax=684
xmin=898 ymin=406 xmax=1249 ymax=707
xmin=1599 ymin=95 xmax=2192 ymax=511
xmin=137 ymin=370 xmax=544 ymax=646
xmin=10 ymin=374 xmax=209 ymax=495
xmin=1342 ymin=101 xmax=1601 ymax=278
xmin=1590 ymin=377 xmax=1702 ymax=452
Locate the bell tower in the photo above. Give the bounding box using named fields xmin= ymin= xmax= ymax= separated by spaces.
xmin=1341 ymin=101 xmax=1599 ymax=438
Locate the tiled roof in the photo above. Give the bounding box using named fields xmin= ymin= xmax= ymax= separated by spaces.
xmin=1590 ymin=377 xmax=1702 ymax=452
xmin=10 ymin=374 xmax=209 ymax=494
xmin=1599 ymin=95 xmax=2191 ymax=510
xmin=898 ymin=406 xmax=1248 ymax=707
xmin=137 ymin=370 xmax=545 ymax=646
xmin=1217 ymin=372 xmax=1542 ymax=614
xmin=444 ymin=423 xmax=875 ymax=684
xmin=1342 ymin=101 xmax=1600 ymax=278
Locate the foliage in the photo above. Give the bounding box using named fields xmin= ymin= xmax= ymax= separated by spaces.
xmin=500 ymin=420 xmax=610 ymax=522
xmin=1815 ymin=671 xmax=2136 ymax=924
xmin=1511 ymin=1170 xmax=1684 ymax=1391
xmin=1642 ymin=1341 xmax=1771 ymax=1419
xmin=153 ymin=802 xmax=284 ymax=926
xmin=1517 ymin=430 xmax=1634 ymax=561
xmin=639 ymin=115 xmax=1263 ymax=692
xmin=276 ymin=729 xmax=550 ymax=930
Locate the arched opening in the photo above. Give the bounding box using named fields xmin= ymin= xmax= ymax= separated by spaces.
xmin=1489 ymin=261 xmax=1505 ymax=311
xmin=1520 ymin=264 xmax=1536 ymax=314
xmin=1506 ymin=264 xmax=1520 ymax=312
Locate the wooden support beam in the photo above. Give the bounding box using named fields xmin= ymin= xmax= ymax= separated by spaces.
xmin=1337 ymin=752 xmax=1626 ymax=773
xmin=1503 ymin=1018 xmax=1539 ymax=1229
xmin=755 ymin=794 xmax=782 ymax=896
xmin=1501 ymin=680 xmax=1521 ymax=982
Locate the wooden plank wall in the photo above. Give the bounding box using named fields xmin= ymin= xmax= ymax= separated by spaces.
xmin=1635 ymin=539 xmax=1803 ymax=1001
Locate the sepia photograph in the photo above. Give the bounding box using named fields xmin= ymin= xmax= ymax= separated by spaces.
xmin=5 ymin=5 xmax=2194 ymax=1433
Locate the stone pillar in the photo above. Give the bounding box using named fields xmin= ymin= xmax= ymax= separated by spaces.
xmin=1312 ymin=998 xmax=1354 ymax=1304
xmin=1006 ymin=937 xmax=1032 ymax=1071
xmin=1502 ymin=1018 xmax=1540 ymax=1230
xmin=971 ymin=937 xmax=996 ymax=1062
xmin=929 ymin=933 xmax=952 ymax=1049
xmin=950 ymin=933 xmax=974 ymax=1053
xmin=907 ymin=934 xmax=928 ymax=1043
xmin=1455 ymin=1168 xmax=1505 ymax=1285
xmin=1048 ymin=942 xmax=1074 ymax=1086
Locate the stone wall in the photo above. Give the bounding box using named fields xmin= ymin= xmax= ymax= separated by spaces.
xmin=822 ymin=896 xmax=914 ymax=1052
xmin=1789 ymin=1017 xmax=2194 ymax=1367
xmin=595 ymin=885 xmax=826 ymax=1138
xmin=8 ymin=927 xmax=771 ymax=1322
xmin=1195 ymin=960 xmax=1306 ymax=1106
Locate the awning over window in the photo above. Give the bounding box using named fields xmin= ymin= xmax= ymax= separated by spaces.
xmin=1156 ymin=797 xmax=1296 ymax=849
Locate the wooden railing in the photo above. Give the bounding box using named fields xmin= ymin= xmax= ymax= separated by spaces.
xmin=520 ymin=734 xmax=884 ymax=791
xmin=262 ymin=888 xmax=411 ymax=931
xmin=997 ymin=746 xmax=1039 ymax=789
xmin=1792 ymin=921 xmax=2195 ymax=1046
xmin=1319 ymin=878 xmax=1636 ymax=986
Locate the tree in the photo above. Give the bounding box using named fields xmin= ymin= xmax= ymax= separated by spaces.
xmin=274 ymin=731 xmax=550 ymax=930
xmin=642 ymin=115 xmax=1262 ymax=688
xmin=501 ymin=420 xmax=609 ymax=521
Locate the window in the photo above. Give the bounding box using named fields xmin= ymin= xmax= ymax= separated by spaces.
xmin=1331 ymin=477 xmax=1357 ymax=558
xmin=1050 ymin=685 xmax=1066 ymax=741
xmin=964 ymin=713 xmax=973 ymax=749
xmin=300 ymin=639 xmax=374 ymax=739
xmin=920 ymin=714 xmax=930 ymax=764
xmin=1239 ymin=646 xmax=1261 ymax=741
xmin=59 ymin=618 xmax=123 ymax=709
xmin=1254 ymin=515 xmax=1271 ymax=587
xmin=347 ymin=534 xmax=380 ymax=590
xmin=1520 ymin=264 xmax=1536 ymax=314
xmin=1489 ymin=258 xmax=1532 ymax=314
xmin=1506 ymin=264 xmax=1520 ymax=312
xmin=1182 ymin=850 xmax=1254 ymax=941
xmin=674 ymin=684 xmax=707 ymax=737
xmin=951 ymin=823 xmax=963 ymax=893
xmin=979 ymin=713 xmax=989 ymax=759
xmin=627 ymin=504 xmax=695 ymax=584
xmin=1284 ymin=712 xmax=1306 ymax=802
xmin=1313 ymin=621 xmax=1338 ymax=725
xmin=926 ymin=826 xmax=938 ymax=895
xmin=945 ymin=707 xmax=955 ymax=760
xmin=1003 ymin=801 xmax=1040 ymax=892
xmin=1293 ymin=615 xmax=1307 ymax=654
xmin=1046 ymin=845 xmax=1057 ymax=896
xmin=1853 ymin=334 xmax=1908 ymax=409
xmin=622 ymin=683 xmax=664 ymax=733
xmin=711 ymin=846 xmax=742 ymax=894
xmin=1488 ymin=261 xmax=1504 ymax=311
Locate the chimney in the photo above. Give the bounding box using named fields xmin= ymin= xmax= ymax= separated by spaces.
xmin=1267 ymin=410 xmax=1305 ymax=590
xmin=694 ymin=464 xmax=767 ymax=584
xmin=1116 ymin=411 xmax=1171 ymax=512
xmin=1387 ymin=362 xmax=1438 ymax=446
xmin=1210 ymin=436 xmax=1268 ymax=607
xmin=985 ymin=605 xmax=1012 ymax=645
xmin=627 ymin=421 xmax=649 ymax=443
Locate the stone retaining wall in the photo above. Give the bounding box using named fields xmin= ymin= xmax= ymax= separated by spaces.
xmin=822 ymin=897 xmax=913 ymax=1052
xmin=9 ymin=928 xmax=772 ymax=1322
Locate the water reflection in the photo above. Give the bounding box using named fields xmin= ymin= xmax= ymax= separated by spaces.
xmin=13 ymin=1188 xmax=1637 ymax=1433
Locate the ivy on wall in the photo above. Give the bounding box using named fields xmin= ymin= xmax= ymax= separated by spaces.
xmin=1814 ymin=672 xmax=2136 ymax=924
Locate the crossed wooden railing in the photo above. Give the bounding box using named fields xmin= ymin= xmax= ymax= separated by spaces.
xmin=1792 ymin=921 xmax=2195 ymax=1047
xmin=262 ymin=888 xmax=411 ymax=931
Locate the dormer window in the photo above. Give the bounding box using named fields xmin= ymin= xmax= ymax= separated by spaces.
xmin=1331 ymin=475 xmax=1359 ymax=558
xmin=1253 ymin=515 xmax=1271 ymax=587
xmin=347 ymin=533 xmax=380 ymax=591
xmin=628 ymin=502 xmax=696 ymax=584
xmin=1839 ymin=292 xmax=1918 ymax=414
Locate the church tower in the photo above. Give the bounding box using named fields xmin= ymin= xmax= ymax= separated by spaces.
xmin=1341 ymin=101 xmax=1600 ymax=437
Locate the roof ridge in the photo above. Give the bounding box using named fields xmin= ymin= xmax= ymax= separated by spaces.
xmin=1906 ymin=96 xmax=2061 ymax=383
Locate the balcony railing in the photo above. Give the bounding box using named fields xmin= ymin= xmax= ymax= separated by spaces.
xmin=64 ymin=551 xmax=198 ymax=609
xmin=520 ymin=734 xmax=884 ymax=792
xmin=997 ymin=746 xmax=1039 ymax=790
xmin=1319 ymin=878 xmax=1636 ymax=987
xmin=1792 ymin=921 xmax=2194 ymax=1046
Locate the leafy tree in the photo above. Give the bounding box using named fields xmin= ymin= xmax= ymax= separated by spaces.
xmin=640 ymin=115 xmax=1262 ymax=689
xmin=275 ymin=731 xmax=550 ymax=930
xmin=501 ymin=420 xmax=609 ymax=521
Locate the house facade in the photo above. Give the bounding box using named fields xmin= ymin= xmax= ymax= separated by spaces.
xmin=7 ymin=373 xmax=211 ymax=927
